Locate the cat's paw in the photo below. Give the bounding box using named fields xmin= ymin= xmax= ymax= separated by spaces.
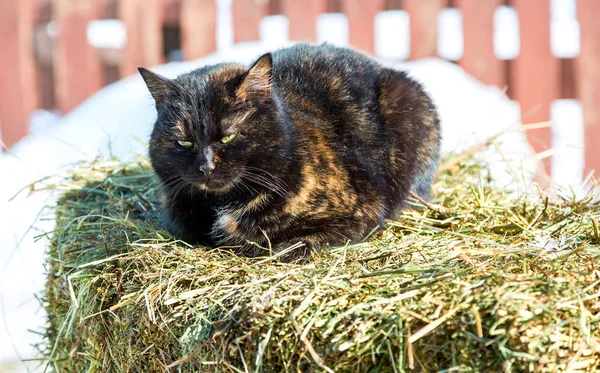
xmin=273 ymin=237 xmax=326 ymax=262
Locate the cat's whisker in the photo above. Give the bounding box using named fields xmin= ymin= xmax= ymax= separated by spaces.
xmin=235 ymin=180 xmax=249 ymax=195
xmin=162 ymin=178 xmax=189 ymax=201
xmin=157 ymin=175 xmax=187 ymax=197
xmin=237 ymin=175 xmax=261 ymax=195
xmin=242 ymin=175 xmax=286 ymax=197
xmin=150 ymin=174 xmax=178 ymax=186
xmin=241 ymin=169 xmax=288 ymax=197
xmin=245 ymin=166 xmax=288 ymax=190
xmin=160 ymin=173 xmax=184 ymax=185
xmin=232 ymin=180 xmax=249 ymax=196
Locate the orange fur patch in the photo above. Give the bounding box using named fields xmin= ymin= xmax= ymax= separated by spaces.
xmin=284 ymin=124 xmax=358 ymax=218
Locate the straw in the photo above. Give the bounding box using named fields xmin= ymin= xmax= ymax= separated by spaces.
xmin=41 ymin=148 xmax=600 ymax=372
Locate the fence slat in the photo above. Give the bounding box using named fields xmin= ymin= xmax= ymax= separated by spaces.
xmin=119 ymin=0 xmax=163 ymax=77
xmin=53 ymin=0 xmax=103 ymax=114
xmin=404 ymin=0 xmax=445 ymax=59
xmin=35 ymin=0 xmax=52 ymax=23
xmin=181 ymin=0 xmax=217 ymax=60
xmin=232 ymin=0 xmax=269 ymax=42
xmin=341 ymin=0 xmax=385 ymax=55
xmin=0 ymin=0 xmax=37 ymax=146
xmin=577 ymin=0 xmax=600 ymax=176
xmin=281 ymin=0 xmax=327 ymax=42
xmin=509 ymin=0 xmax=558 ymax=173
xmin=457 ymin=0 xmax=505 ymax=88
xmin=163 ymin=0 xmax=180 ymax=25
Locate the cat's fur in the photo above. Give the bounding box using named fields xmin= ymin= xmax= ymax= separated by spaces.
xmin=140 ymin=44 xmax=441 ymax=259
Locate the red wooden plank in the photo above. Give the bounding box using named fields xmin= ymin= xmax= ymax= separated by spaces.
xmin=119 ymin=0 xmax=163 ymax=77
xmin=232 ymin=0 xmax=269 ymax=42
xmin=577 ymin=0 xmax=600 ymax=176
xmin=99 ymin=0 xmax=118 ymax=18
xmin=404 ymin=0 xmax=446 ymax=59
xmin=53 ymin=0 xmax=103 ymax=114
xmin=341 ymin=0 xmax=386 ymax=55
xmin=509 ymin=0 xmax=559 ymax=173
xmin=0 ymin=0 xmax=38 ymax=146
xmin=281 ymin=0 xmax=328 ymax=42
xmin=163 ymin=0 xmax=181 ymax=25
xmin=457 ymin=0 xmax=506 ymax=88
xmin=181 ymin=0 xmax=217 ymax=60
xmin=269 ymin=0 xmax=282 ymax=15
xmin=560 ymin=58 xmax=577 ymax=99
xmin=35 ymin=0 xmax=52 ymax=23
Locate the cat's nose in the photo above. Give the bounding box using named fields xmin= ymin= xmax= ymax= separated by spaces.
xmin=198 ymin=147 xmax=216 ymax=179
xmin=199 ymin=163 xmax=214 ymax=178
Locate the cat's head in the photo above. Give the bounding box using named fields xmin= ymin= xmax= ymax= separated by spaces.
xmin=140 ymin=53 xmax=288 ymax=196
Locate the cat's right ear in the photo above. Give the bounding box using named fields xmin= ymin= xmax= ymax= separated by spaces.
xmin=237 ymin=53 xmax=273 ymax=101
xmin=138 ymin=67 xmax=176 ymax=103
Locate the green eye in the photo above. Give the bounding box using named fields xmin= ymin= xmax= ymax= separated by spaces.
xmin=220 ymin=133 xmax=237 ymax=144
xmin=177 ymin=140 xmax=193 ymax=148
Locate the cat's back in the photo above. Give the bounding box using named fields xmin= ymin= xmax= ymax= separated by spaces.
xmin=270 ymin=43 xmax=380 ymax=102
xmin=270 ymin=43 xmax=440 ymax=204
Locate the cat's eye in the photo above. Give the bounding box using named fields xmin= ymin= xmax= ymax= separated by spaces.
xmin=177 ymin=139 xmax=193 ymax=148
xmin=220 ymin=133 xmax=237 ymax=144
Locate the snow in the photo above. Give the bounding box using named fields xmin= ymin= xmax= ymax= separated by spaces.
xmin=0 ymin=0 xmax=586 ymax=370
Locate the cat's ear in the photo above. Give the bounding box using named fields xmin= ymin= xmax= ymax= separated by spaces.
xmin=237 ymin=53 xmax=272 ymax=101
xmin=138 ymin=67 xmax=176 ymax=103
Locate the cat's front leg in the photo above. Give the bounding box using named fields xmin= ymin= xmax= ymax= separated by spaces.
xmin=272 ymin=218 xmax=377 ymax=261
xmin=163 ymin=205 xmax=216 ymax=246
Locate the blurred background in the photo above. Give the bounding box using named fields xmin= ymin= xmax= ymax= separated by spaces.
xmin=0 ymin=0 xmax=598 ymax=371
xmin=1 ymin=0 xmax=599 ymax=181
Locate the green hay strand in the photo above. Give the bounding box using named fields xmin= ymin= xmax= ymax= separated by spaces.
xmin=41 ymin=152 xmax=600 ymax=372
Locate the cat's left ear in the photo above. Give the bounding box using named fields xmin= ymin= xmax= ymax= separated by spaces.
xmin=237 ymin=53 xmax=272 ymax=101
xmin=138 ymin=67 xmax=176 ymax=103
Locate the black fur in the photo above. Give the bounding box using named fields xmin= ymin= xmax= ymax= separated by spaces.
xmin=140 ymin=43 xmax=441 ymax=259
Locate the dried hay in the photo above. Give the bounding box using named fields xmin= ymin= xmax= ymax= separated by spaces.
xmin=41 ymin=144 xmax=600 ymax=372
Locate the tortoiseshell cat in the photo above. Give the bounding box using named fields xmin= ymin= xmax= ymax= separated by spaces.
xmin=139 ymin=44 xmax=440 ymax=259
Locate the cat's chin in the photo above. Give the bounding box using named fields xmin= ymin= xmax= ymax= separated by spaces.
xmin=195 ymin=178 xmax=238 ymax=195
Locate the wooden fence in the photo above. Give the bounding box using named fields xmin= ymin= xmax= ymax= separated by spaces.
xmin=0 ymin=0 xmax=598 ymax=175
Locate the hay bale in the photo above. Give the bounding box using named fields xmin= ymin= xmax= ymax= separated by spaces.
xmin=42 ymin=151 xmax=600 ymax=372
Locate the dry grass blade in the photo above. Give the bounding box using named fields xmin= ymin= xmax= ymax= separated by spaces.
xmin=40 ymin=150 xmax=600 ymax=372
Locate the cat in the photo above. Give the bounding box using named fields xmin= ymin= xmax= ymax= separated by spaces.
xmin=139 ymin=43 xmax=441 ymax=259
